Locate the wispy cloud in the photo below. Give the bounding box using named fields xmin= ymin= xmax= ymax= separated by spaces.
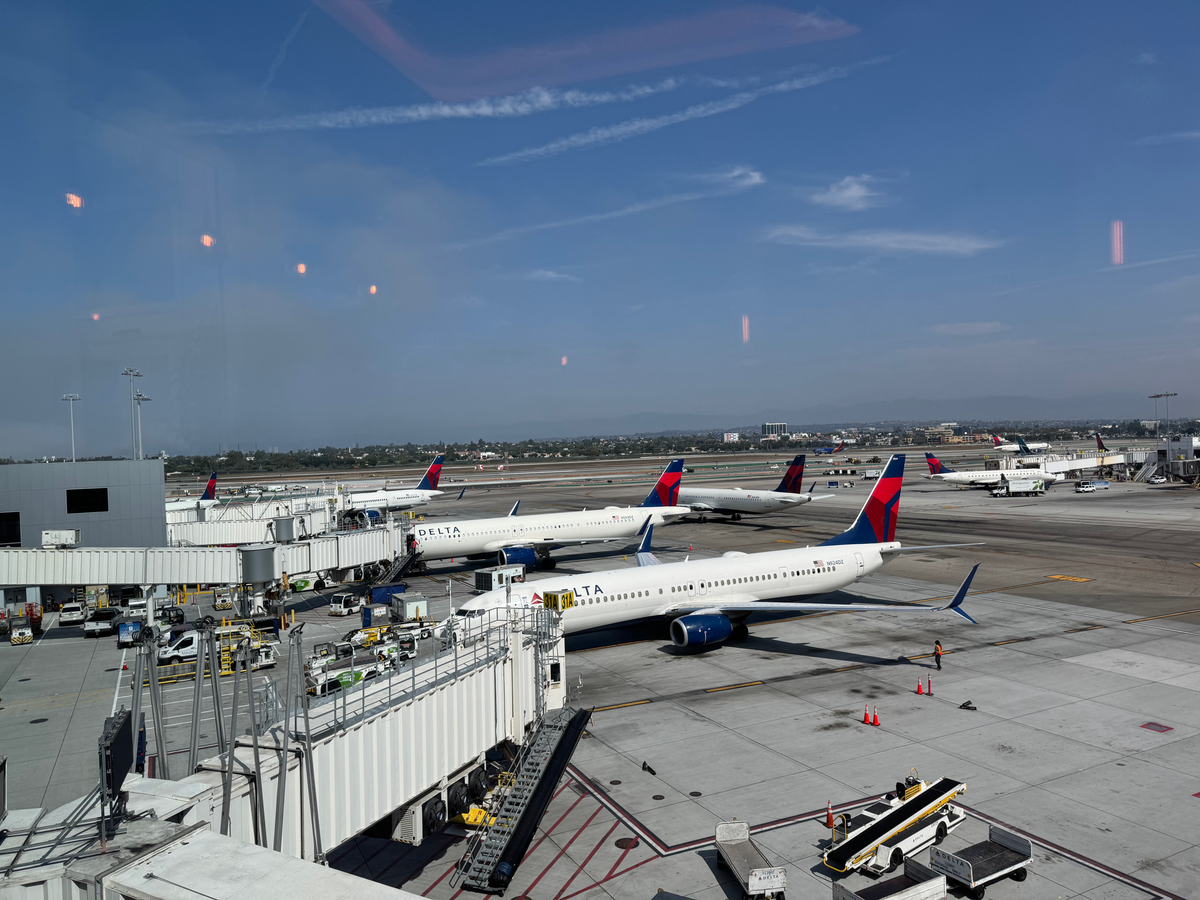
xmin=1102 ymin=248 xmax=1200 ymax=270
xmin=261 ymin=9 xmax=311 ymax=93
xmin=183 ymin=79 xmax=686 ymax=135
xmin=478 ymin=62 xmax=879 ymax=166
xmin=1134 ymin=51 xmax=1159 ymax=65
xmin=450 ymin=166 xmax=764 ymax=248
xmin=931 ymin=321 xmax=1006 ymax=336
xmin=1133 ymin=130 xmax=1200 ymax=147
xmin=810 ymin=174 xmax=885 ymax=211
xmin=517 ymin=270 xmax=582 ymax=282
xmin=764 ymin=225 xmax=1003 ymax=256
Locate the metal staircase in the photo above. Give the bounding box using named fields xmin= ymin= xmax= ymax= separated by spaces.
xmin=451 ymin=705 xmax=578 ymax=894
xmin=372 ymin=549 xmax=421 ymax=586
xmin=1133 ymin=459 xmax=1159 ymax=482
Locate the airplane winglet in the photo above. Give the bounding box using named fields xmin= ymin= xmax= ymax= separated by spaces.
xmin=940 ymin=564 xmax=980 ymax=623
xmin=508 ymin=500 xmax=520 ymax=517
xmin=635 ymin=519 xmax=660 ymax=566
xmin=456 ymin=487 xmax=466 ymax=500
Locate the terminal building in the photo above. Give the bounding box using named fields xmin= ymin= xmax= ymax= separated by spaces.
xmin=0 ymin=459 xmax=166 ymax=549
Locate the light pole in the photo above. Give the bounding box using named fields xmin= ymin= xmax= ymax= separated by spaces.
xmin=135 ymin=391 xmax=152 ymax=461
xmin=122 ymin=368 xmax=142 ymax=459
xmin=1149 ymin=392 xmax=1177 ymax=476
xmin=62 ymin=394 xmax=80 ymax=462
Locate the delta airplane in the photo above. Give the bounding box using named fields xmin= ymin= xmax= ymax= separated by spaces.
xmin=343 ymin=455 xmax=445 ymax=513
xmin=923 ymin=452 xmax=1062 ymax=487
xmin=993 ymin=435 xmax=1050 ymax=453
xmin=813 ymin=440 xmax=846 ymax=456
xmin=678 ymin=455 xmax=831 ymax=521
xmin=165 ymin=473 xmax=219 ymax=511
xmin=441 ymin=455 xmax=980 ymax=649
xmin=410 ymin=459 xmax=691 ymax=569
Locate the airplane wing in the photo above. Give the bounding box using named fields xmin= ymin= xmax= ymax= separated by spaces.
xmin=880 ymin=543 xmax=983 ymax=554
xmin=686 ymin=502 xmax=718 ymax=512
xmin=656 ymin=565 xmax=979 ymax=623
xmin=481 ymin=537 xmax=620 ymax=551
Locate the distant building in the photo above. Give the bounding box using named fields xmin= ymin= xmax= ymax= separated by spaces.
xmin=723 ymin=433 xmax=740 ymax=443
xmin=0 ymin=459 xmax=167 ymax=549
xmin=925 ymin=426 xmax=955 ymax=444
xmin=761 ymin=422 xmax=788 ymax=436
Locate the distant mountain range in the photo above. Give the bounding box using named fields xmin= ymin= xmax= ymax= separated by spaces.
xmin=473 ymin=393 xmax=1193 ymax=441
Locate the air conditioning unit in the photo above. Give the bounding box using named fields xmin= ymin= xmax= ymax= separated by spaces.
xmin=41 ymin=529 xmax=81 ymax=548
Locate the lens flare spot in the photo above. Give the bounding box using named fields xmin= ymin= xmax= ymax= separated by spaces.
xmin=1111 ymin=220 xmax=1124 ymax=265
xmin=201 ymin=234 xmax=214 ymax=248
xmin=297 ymin=263 xmax=307 ymax=275
xmin=561 ymin=356 xmax=568 ymax=366
xmin=369 ymin=285 xmax=377 ymax=294
xmin=91 ymin=313 xmax=100 ymax=321
xmin=65 ymin=193 xmax=83 ymax=209
xmin=742 ymin=315 xmax=750 ymax=343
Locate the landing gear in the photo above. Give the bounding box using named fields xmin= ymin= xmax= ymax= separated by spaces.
xmin=731 ymin=513 xmax=742 ymax=521
xmin=699 ymin=515 xmax=709 ymax=524
xmin=730 ymin=624 xmax=750 ymax=642
xmin=540 ymin=557 xmax=557 ymax=570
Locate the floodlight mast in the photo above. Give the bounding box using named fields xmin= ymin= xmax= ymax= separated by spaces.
xmin=61 ymin=394 xmax=80 ymax=462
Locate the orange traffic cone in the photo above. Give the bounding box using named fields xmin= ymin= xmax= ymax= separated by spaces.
xmin=862 ymin=704 xmax=870 ymax=724
xmin=872 ymin=706 xmax=880 ymax=727
xmin=122 ymin=662 xmax=128 ymax=670
xmin=825 ymin=801 xmax=835 ymax=829
xmin=917 ymin=678 xmax=924 ymax=695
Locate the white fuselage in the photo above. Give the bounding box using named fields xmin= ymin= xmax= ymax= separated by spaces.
xmin=677 ymin=487 xmax=809 ymax=515
xmin=345 ymin=488 xmax=441 ymax=511
xmin=411 ymin=505 xmax=691 ymax=562
xmin=452 ymin=541 xmax=895 ymax=634
xmin=925 ymin=469 xmax=1060 ymax=487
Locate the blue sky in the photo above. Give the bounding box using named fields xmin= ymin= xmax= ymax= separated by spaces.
xmin=2 ymin=2 xmax=1200 ymax=458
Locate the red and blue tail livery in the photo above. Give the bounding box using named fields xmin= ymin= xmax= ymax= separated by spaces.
xmin=1095 ymin=432 xmax=1108 ymax=452
xmin=417 ymin=454 xmax=445 ymax=491
xmin=821 ymin=454 xmax=905 ymax=546
xmin=925 ymin=453 xmax=953 ymax=475
xmin=201 ymin=472 xmax=217 ymax=501
xmin=774 ymin=455 xmax=806 ymax=493
xmin=639 ymin=458 xmax=684 ymax=507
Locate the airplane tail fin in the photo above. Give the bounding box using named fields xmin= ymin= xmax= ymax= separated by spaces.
xmin=835 ymin=440 xmax=846 ymax=452
xmin=939 ymin=564 xmax=980 ymax=623
xmin=1096 ymin=432 xmax=1108 ymax=452
xmin=925 ymin=452 xmax=953 ymax=475
xmin=821 ymin=454 xmax=905 ymax=546
xmin=201 ymin=472 xmax=217 ymax=501
xmin=416 ymin=454 xmax=445 ymax=491
xmin=1014 ymin=436 xmax=1031 ymax=456
xmin=992 ymin=435 xmax=1003 ymax=447
xmin=774 ymin=455 xmax=806 ymax=493
xmin=638 ymin=458 xmax=684 ymax=507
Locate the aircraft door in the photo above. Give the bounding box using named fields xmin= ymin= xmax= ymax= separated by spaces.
xmin=854 ymin=551 xmax=865 ymax=580
xmin=778 ymin=567 xmax=789 ymax=587
xmin=687 ymin=582 xmax=696 ymax=597
xmin=518 ymin=525 xmax=526 ymax=539
xmin=698 ymin=580 xmax=708 ymax=597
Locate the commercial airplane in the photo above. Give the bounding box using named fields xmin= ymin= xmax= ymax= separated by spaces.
xmin=410 ymin=459 xmax=691 ymax=569
xmin=343 ymin=455 xmax=445 ymax=513
xmin=165 ymin=473 xmax=220 ymax=511
xmin=442 ymin=454 xmax=980 ymax=649
xmin=1095 ymin=432 xmax=1109 ymax=452
xmin=923 ymin=452 xmax=1061 ymax=487
xmin=678 ymin=455 xmax=830 ymax=521
xmin=992 ymin=435 xmax=1050 ymax=453
xmin=813 ymin=440 xmax=846 ymax=456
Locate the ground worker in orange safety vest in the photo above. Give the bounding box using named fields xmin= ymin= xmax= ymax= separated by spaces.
xmin=934 ymin=640 xmax=943 ymax=670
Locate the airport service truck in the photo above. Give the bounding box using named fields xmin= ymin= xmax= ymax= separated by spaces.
xmin=304 ymin=635 xmax=417 ymax=695
xmin=990 ymin=478 xmax=1045 ymax=498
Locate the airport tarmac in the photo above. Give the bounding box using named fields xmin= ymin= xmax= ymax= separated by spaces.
xmin=3 ymin=452 xmax=1197 ymax=897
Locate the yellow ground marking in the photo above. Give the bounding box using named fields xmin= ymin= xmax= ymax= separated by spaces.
xmin=593 ymin=700 xmax=651 ymax=712
xmin=1124 ymin=608 xmax=1200 ymax=624
xmin=1047 ymin=575 xmax=1092 ymax=583
xmin=704 ymin=681 xmax=764 ymax=693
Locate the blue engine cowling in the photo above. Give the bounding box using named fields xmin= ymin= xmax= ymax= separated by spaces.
xmin=669 ymin=613 xmax=733 ymax=648
xmin=497 ymin=547 xmax=539 ymax=569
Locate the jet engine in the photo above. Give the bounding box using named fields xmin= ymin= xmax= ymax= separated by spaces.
xmin=497 ymin=547 xmax=539 ymax=569
xmin=669 ymin=613 xmax=732 ymax=648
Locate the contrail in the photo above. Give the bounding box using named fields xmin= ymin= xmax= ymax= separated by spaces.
xmin=449 ymin=166 xmax=764 ymax=248
xmin=262 ymin=8 xmax=311 ymax=93
xmin=184 ymin=79 xmax=685 ymax=135
xmin=478 ymin=61 xmax=882 ymax=166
